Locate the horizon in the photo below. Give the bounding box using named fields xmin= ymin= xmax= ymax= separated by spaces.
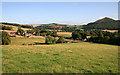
xmin=2 ymin=2 xmax=118 ymax=25
xmin=1 ymin=17 xmax=117 ymax=25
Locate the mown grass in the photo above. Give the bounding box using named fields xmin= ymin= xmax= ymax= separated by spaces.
xmin=2 ymin=37 xmax=118 ymax=73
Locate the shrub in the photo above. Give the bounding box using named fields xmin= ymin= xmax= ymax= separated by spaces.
xmin=52 ymin=39 xmax=56 ymax=44
xmin=45 ymin=35 xmax=56 ymax=44
xmin=57 ymin=36 xmax=65 ymax=43
xmin=72 ymin=31 xmax=86 ymax=40
xmin=40 ymin=33 xmax=46 ymax=36
xmin=2 ymin=31 xmax=11 ymax=45
xmin=36 ymin=32 xmax=40 ymax=36
xmin=17 ymin=27 xmax=24 ymax=36
xmin=51 ymin=31 xmax=58 ymax=37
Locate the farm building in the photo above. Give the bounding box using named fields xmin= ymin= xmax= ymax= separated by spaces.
xmin=86 ymin=36 xmax=91 ymax=39
xmin=83 ymin=36 xmax=91 ymax=41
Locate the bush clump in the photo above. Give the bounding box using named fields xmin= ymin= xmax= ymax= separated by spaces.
xmin=17 ymin=27 xmax=25 ymax=36
xmin=2 ymin=31 xmax=11 ymax=45
xmin=45 ymin=35 xmax=56 ymax=44
xmin=57 ymin=36 xmax=65 ymax=43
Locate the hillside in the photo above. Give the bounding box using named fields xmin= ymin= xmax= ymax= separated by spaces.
xmin=2 ymin=38 xmax=118 ymax=73
xmin=1 ymin=22 xmax=33 ymax=29
xmin=2 ymin=24 xmax=32 ymax=32
xmin=35 ymin=23 xmax=71 ymax=31
xmin=82 ymin=17 xmax=119 ymax=30
xmin=1 ymin=18 xmax=119 ymax=73
xmin=1 ymin=17 xmax=119 ymax=31
xmin=35 ymin=17 xmax=119 ymax=31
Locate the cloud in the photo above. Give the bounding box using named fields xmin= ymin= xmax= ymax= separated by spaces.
xmin=98 ymin=16 xmax=106 ymax=19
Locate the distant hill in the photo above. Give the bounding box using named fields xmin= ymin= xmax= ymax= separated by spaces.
xmin=1 ymin=22 xmax=33 ymax=29
xmin=40 ymin=23 xmax=68 ymax=26
xmin=82 ymin=17 xmax=119 ymax=30
xmin=35 ymin=23 xmax=71 ymax=30
xmin=1 ymin=17 xmax=119 ymax=31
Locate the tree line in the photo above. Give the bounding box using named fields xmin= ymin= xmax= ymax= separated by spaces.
xmin=2 ymin=29 xmax=65 ymax=45
xmin=2 ymin=25 xmax=12 ymax=30
xmin=72 ymin=30 xmax=119 ymax=45
xmin=2 ymin=29 xmax=119 ymax=45
xmin=45 ymin=36 xmax=65 ymax=44
xmin=27 ymin=29 xmax=58 ymax=37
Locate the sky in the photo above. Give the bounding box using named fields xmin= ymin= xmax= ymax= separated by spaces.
xmin=2 ymin=2 xmax=118 ymax=25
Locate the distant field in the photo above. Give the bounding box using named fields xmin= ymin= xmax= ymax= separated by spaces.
xmin=57 ymin=32 xmax=72 ymax=37
xmin=58 ymin=34 xmax=71 ymax=37
xmin=10 ymin=37 xmax=45 ymax=45
xmin=2 ymin=24 xmax=31 ymax=31
xmin=102 ymin=30 xmax=118 ymax=33
xmin=2 ymin=37 xmax=118 ymax=73
xmin=57 ymin=32 xmax=72 ymax=35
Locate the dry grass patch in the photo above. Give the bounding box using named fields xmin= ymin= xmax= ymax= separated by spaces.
xmin=102 ymin=30 xmax=118 ymax=33
xmin=2 ymin=24 xmax=31 ymax=31
xmin=57 ymin=32 xmax=72 ymax=35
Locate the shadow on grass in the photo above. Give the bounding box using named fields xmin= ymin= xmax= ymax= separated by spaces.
xmin=22 ymin=42 xmax=49 ymax=45
xmin=33 ymin=42 xmax=54 ymax=45
xmin=23 ymin=42 xmax=78 ymax=45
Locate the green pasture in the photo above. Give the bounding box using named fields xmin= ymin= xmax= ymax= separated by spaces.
xmin=2 ymin=37 xmax=118 ymax=73
xmin=10 ymin=37 xmax=45 ymax=45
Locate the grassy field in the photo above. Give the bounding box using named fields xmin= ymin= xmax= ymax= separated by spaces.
xmin=2 ymin=37 xmax=118 ymax=73
xmin=57 ymin=32 xmax=72 ymax=35
xmin=58 ymin=34 xmax=71 ymax=38
xmin=10 ymin=37 xmax=45 ymax=45
xmin=2 ymin=24 xmax=31 ymax=31
xmin=57 ymin=32 xmax=72 ymax=37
